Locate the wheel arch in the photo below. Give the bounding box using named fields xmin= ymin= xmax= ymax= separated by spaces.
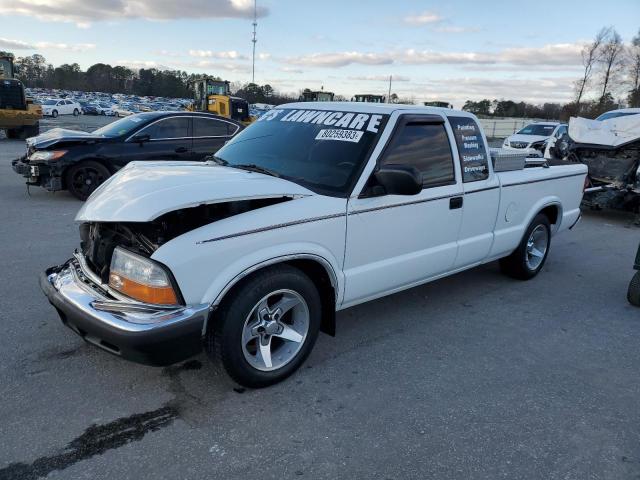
xmin=205 ymin=254 xmax=340 ymax=337
xmin=525 ymin=198 xmax=563 ymax=236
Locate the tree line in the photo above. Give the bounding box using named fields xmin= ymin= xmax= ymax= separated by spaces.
xmin=7 ymin=53 xmax=196 ymax=98
xmin=4 ymin=26 xmax=640 ymax=116
xmin=463 ymin=27 xmax=640 ymax=120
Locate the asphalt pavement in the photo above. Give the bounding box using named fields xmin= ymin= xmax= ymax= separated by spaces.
xmin=1 ymin=130 xmax=639 ymax=480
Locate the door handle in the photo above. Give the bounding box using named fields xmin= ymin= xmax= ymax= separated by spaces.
xmin=175 ymin=147 xmax=188 ymax=153
xmin=449 ymin=196 xmax=463 ymax=209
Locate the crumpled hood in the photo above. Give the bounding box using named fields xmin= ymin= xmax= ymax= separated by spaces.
xmin=569 ymin=115 xmax=640 ymax=147
xmin=76 ymin=161 xmax=313 ymax=222
xmin=27 ymin=128 xmax=104 ymax=150
xmin=506 ymin=134 xmax=549 ymax=145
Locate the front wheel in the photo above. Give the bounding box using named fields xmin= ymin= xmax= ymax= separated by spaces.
xmin=64 ymin=160 xmax=111 ymax=200
xmin=207 ymin=265 xmax=321 ymax=388
xmin=51 ymin=110 xmax=58 ymax=118
xmin=500 ymin=213 xmax=551 ymax=280
xmin=628 ymin=271 xmax=640 ymax=307
xmin=73 ymin=108 xmax=80 ymax=116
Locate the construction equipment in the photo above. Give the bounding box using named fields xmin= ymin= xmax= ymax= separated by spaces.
xmin=300 ymin=90 xmax=334 ymax=102
xmin=0 ymin=53 xmax=42 ymax=139
xmin=353 ymin=94 xmax=385 ymax=103
xmin=189 ymin=77 xmax=253 ymax=124
xmin=423 ymin=101 xmax=453 ymax=109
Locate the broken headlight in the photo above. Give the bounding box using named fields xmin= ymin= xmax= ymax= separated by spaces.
xmin=29 ymin=150 xmax=67 ymax=162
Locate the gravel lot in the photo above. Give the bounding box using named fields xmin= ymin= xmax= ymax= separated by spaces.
xmin=1 ymin=125 xmax=639 ymax=480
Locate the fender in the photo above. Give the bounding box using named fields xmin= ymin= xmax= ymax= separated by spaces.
xmin=524 ymin=197 xmax=563 ymax=235
xmin=202 ymin=252 xmax=341 ymax=335
xmin=200 ymin=242 xmax=344 ymax=307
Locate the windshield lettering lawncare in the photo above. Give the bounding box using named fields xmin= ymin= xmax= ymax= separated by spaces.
xmin=260 ymin=109 xmax=385 ymax=134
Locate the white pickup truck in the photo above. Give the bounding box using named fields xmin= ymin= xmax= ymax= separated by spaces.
xmin=41 ymin=102 xmax=587 ymax=387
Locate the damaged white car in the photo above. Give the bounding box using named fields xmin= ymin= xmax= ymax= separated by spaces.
xmin=554 ymin=108 xmax=640 ymax=215
xmin=41 ymin=102 xmax=587 ymax=387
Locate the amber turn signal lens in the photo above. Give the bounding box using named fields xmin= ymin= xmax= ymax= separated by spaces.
xmin=109 ymin=273 xmax=178 ymax=305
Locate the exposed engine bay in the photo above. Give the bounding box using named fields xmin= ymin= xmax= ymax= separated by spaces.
xmin=79 ymin=197 xmax=291 ymax=281
xmin=550 ymin=113 xmax=640 ymax=220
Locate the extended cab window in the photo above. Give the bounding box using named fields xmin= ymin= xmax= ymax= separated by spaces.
xmin=193 ymin=117 xmax=232 ymax=137
xmin=448 ymin=116 xmax=489 ymax=182
xmin=381 ymin=122 xmax=455 ymax=188
xmin=144 ymin=117 xmax=190 ymax=140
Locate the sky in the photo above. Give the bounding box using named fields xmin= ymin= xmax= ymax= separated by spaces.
xmin=0 ymin=0 xmax=638 ymax=107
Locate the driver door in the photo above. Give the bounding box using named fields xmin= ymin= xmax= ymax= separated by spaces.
xmin=342 ymin=114 xmax=463 ymax=306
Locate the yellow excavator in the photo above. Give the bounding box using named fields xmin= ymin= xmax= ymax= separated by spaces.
xmin=189 ymin=77 xmax=254 ymax=125
xmin=0 ymin=53 xmax=42 ymax=139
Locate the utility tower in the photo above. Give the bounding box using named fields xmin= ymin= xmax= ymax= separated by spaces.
xmin=251 ymin=0 xmax=257 ymax=84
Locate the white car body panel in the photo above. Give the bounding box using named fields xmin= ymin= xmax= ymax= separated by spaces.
xmin=76 ymin=161 xmax=313 ymax=223
xmin=77 ymin=102 xmax=587 ymax=318
xmin=150 ymin=195 xmax=347 ymax=307
xmin=568 ymin=113 xmax=640 ymax=147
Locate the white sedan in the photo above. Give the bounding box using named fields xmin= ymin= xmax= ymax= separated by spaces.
xmin=41 ymin=99 xmax=82 ymax=118
xmin=503 ymin=122 xmax=560 ymax=156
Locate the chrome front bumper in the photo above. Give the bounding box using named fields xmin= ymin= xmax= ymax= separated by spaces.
xmin=40 ymin=257 xmax=210 ymax=366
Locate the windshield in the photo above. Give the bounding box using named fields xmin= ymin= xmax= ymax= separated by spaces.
xmin=595 ymin=111 xmax=640 ymax=121
xmin=42 ymin=100 xmax=57 ymax=105
xmin=0 ymin=58 xmax=13 ymax=77
xmin=93 ymin=113 xmax=157 ymax=137
xmin=214 ymin=108 xmax=389 ymax=196
xmin=516 ymin=124 xmax=556 ymax=136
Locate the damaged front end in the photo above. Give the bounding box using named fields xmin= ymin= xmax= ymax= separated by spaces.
xmin=40 ymin=197 xmax=293 ymax=365
xmin=78 ymin=197 xmax=292 ymax=281
xmin=574 ymin=142 xmax=640 ymax=216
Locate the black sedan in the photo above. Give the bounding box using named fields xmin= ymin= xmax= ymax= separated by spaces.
xmin=12 ymin=111 xmax=244 ymax=200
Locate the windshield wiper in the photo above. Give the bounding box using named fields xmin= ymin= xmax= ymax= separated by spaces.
xmin=207 ymin=155 xmax=228 ymax=166
xmin=232 ymin=164 xmax=281 ymax=178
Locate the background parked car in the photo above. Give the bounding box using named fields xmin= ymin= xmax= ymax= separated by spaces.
xmin=502 ymin=121 xmax=559 ymax=156
xmin=96 ymin=102 xmax=116 ymax=116
xmin=41 ymin=98 xmax=82 ymax=118
xmin=12 ymin=111 xmax=244 ymax=200
xmin=80 ymin=102 xmax=100 ymax=115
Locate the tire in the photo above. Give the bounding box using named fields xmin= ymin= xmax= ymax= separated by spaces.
xmin=206 ymin=265 xmax=322 ymax=388
xmin=6 ymin=128 xmax=18 ymax=139
xmin=73 ymin=108 xmax=80 ymax=116
xmin=500 ymin=213 xmax=551 ymax=280
xmin=64 ymin=160 xmax=111 ymax=201
xmin=14 ymin=123 xmax=39 ymax=140
xmin=100 ymin=111 xmax=106 ymax=116
xmin=51 ymin=110 xmax=58 ymax=118
xmin=628 ymin=271 xmax=640 ymax=307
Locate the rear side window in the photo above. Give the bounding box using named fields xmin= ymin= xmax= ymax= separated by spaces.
xmin=448 ymin=116 xmax=489 ymax=182
xmin=381 ymin=122 xmax=455 ymax=188
xmin=193 ymin=117 xmax=233 ymax=137
xmin=145 ymin=117 xmax=190 ymax=139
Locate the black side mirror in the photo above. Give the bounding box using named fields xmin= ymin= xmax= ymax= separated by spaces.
xmin=374 ymin=164 xmax=423 ymax=196
xmin=131 ymin=134 xmax=150 ymax=144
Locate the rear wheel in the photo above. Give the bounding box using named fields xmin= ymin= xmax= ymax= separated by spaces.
xmin=628 ymin=271 xmax=640 ymax=307
xmin=64 ymin=160 xmax=111 ymax=200
xmin=6 ymin=128 xmax=18 ymax=139
xmin=73 ymin=108 xmax=80 ymax=116
xmin=500 ymin=213 xmax=551 ymax=280
xmin=206 ymin=265 xmax=321 ymax=388
xmin=14 ymin=123 xmax=39 ymax=140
